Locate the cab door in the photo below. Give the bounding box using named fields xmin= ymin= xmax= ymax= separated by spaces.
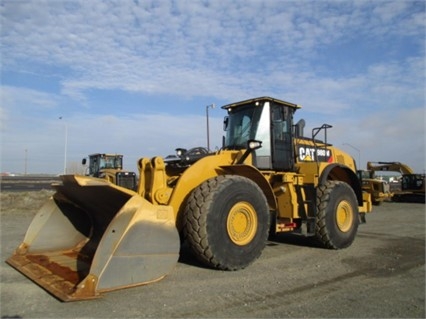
xmin=271 ymin=104 xmax=294 ymax=171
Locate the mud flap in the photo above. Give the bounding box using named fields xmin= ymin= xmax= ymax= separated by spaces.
xmin=6 ymin=175 xmax=180 ymax=301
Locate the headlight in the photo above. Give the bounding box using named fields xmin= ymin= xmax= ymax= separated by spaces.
xmin=248 ymin=140 xmax=262 ymax=150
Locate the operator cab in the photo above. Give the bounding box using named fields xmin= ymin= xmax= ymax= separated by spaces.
xmin=222 ymin=97 xmax=300 ymax=171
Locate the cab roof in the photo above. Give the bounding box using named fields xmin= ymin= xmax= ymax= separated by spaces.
xmin=89 ymin=153 xmax=123 ymax=157
xmin=221 ymin=96 xmax=301 ymax=110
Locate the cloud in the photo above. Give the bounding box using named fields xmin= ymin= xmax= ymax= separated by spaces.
xmin=2 ymin=0 xmax=424 ymax=101
xmin=0 ymin=86 xmax=62 ymax=133
xmin=1 ymin=89 xmax=225 ymax=173
xmin=1 ymin=86 xmax=59 ymax=110
xmin=1 ymin=0 xmax=424 ymax=173
xmin=328 ymin=106 xmax=425 ymax=172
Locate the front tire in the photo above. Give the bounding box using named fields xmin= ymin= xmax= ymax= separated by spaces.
xmin=183 ymin=175 xmax=270 ymax=270
xmin=315 ymin=181 xmax=359 ymax=249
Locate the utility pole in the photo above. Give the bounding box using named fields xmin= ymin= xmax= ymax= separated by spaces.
xmin=24 ymin=149 xmax=28 ymax=175
xmin=59 ymin=117 xmax=68 ymax=174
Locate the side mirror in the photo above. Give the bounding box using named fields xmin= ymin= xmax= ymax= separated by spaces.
xmin=82 ymin=158 xmax=87 ymax=165
xmin=175 ymin=148 xmax=187 ymax=157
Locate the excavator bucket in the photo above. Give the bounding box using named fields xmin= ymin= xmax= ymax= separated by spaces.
xmin=6 ymin=175 xmax=180 ymax=301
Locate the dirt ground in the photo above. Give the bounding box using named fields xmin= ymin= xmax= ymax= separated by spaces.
xmin=0 ymin=191 xmax=425 ymax=318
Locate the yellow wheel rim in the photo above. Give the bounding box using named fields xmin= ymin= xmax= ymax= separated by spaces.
xmin=227 ymin=202 xmax=258 ymax=246
xmin=336 ymin=200 xmax=354 ymax=232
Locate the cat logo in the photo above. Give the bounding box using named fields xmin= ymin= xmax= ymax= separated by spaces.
xmin=297 ymin=145 xmax=332 ymax=162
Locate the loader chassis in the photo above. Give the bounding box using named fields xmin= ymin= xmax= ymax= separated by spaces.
xmin=6 ymin=96 xmax=372 ymax=301
xmin=367 ymin=161 xmax=425 ymax=203
xmin=84 ymin=153 xmax=136 ymax=190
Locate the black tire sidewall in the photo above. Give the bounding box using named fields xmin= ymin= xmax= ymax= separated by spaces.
xmin=317 ymin=181 xmax=359 ymax=249
xmin=207 ymin=177 xmax=269 ymax=266
xmin=185 ymin=175 xmax=270 ymax=270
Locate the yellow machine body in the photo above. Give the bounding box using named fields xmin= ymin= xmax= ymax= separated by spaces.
xmin=7 ymin=97 xmax=372 ymax=301
xmin=7 ymin=176 xmax=179 ymax=301
xmin=83 ymin=153 xmax=137 ymax=190
xmin=366 ymin=161 xmax=425 ymax=203
xmin=358 ymin=170 xmax=393 ymax=205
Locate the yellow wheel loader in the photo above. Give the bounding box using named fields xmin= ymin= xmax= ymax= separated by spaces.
xmin=6 ymin=97 xmax=372 ymax=301
xmin=367 ymin=161 xmax=425 ymax=203
xmin=82 ymin=153 xmax=137 ymax=190
xmin=357 ymin=169 xmax=393 ymax=205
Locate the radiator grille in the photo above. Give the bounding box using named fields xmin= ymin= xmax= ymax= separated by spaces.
xmin=116 ymin=172 xmax=137 ymax=190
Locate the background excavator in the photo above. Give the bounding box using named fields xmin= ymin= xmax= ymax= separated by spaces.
xmin=7 ymin=97 xmax=372 ymax=301
xmin=367 ymin=161 xmax=425 ymax=203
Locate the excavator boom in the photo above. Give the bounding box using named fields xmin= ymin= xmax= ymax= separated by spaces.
xmin=367 ymin=161 xmax=415 ymax=175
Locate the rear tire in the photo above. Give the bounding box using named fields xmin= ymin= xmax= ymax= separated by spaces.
xmin=183 ymin=175 xmax=270 ymax=270
xmin=315 ymin=181 xmax=359 ymax=249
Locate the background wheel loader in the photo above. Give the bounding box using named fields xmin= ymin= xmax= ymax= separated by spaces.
xmin=82 ymin=153 xmax=137 ymax=190
xmin=357 ymin=168 xmax=393 ymax=205
xmin=367 ymin=161 xmax=425 ymax=203
xmin=7 ymin=96 xmax=372 ymax=301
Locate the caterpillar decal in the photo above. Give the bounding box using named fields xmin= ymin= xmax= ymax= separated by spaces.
xmin=297 ymin=145 xmax=333 ymax=162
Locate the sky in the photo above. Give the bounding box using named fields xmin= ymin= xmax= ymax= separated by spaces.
xmin=1 ymin=0 xmax=425 ymax=175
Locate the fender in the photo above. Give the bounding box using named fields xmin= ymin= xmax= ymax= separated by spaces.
xmin=167 ymin=154 xmax=277 ymax=229
xmin=220 ymin=164 xmax=277 ymax=210
xmin=319 ymin=163 xmax=363 ymax=206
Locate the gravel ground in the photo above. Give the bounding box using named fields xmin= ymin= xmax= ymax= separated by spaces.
xmin=0 ymin=191 xmax=425 ymax=318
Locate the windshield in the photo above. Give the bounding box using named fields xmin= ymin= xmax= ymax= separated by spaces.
xmin=224 ymin=104 xmax=264 ymax=149
xmin=100 ymin=156 xmax=122 ymax=169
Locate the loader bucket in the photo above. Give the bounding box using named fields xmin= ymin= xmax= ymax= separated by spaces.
xmin=6 ymin=175 xmax=180 ymax=301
